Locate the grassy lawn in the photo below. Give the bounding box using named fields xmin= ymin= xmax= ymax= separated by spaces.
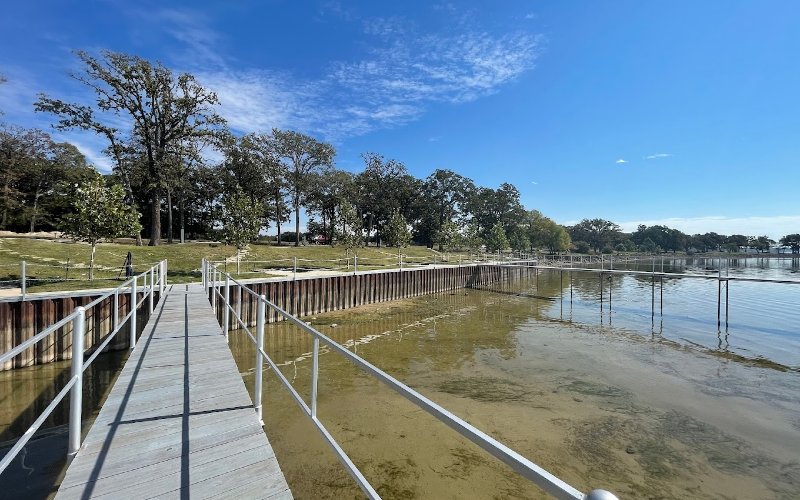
xmin=0 ymin=237 xmax=447 ymax=293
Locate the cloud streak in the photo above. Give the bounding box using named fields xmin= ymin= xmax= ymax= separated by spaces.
xmin=615 ymin=158 xmax=627 ymax=164
xmin=644 ymin=153 xmax=672 ymax=159
xmin=161 ymin=8 xmax=542 ymax=140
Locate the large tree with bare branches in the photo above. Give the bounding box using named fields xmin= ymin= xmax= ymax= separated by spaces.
xmin=35 ymin=50 xmax=225 ymax=245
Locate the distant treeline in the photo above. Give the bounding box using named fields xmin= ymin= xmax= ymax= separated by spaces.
xmin=0 ymin=51 xmax=798 ymax=255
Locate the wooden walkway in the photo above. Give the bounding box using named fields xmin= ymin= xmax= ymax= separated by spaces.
xmin=56 ymin=285 xmax=292 ymax=499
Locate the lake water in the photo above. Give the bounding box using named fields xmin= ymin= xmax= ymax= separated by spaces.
xmin=227 ymin=257 xmax=800 ymax=499
xmin=1 ymin=257 xmax=798 ymax=499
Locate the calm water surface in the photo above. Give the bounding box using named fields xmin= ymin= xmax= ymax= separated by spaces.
xmin=228 ymin=257 xmax=800 ymax=499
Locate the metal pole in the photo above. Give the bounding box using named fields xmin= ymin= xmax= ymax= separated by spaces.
xmin=717 ymin=279 xmax=722 ymax=328
xmin=311 ymin=337 xmax=320 ymax=417
xmin=212 ymin=267 xmax=217 ymax=311
xmin=725 ymin=280 xmax=729 ymax=327
xmin=293 ymin=257 xmax=297 ymax=281
xmin=223 ymin=275 xmax=230 ymax=342
xmin=254 ymin=295 xmax=266 ymax=424
xmin=130 ymin=277 xmax=137 ymax=349
xmin=202 ymin=258 xmax=207 ymax=289
xmin=354 ymin=255 xmax=358 ymax=275
xmin=160 ymin=260 xmax=166 ymax=295
xmin=237 ymin=285 xmax=243 ymax=325
xmin=651 ymin=276 xmax=655 ymax=322
xmin=148 ymin=267 xmax=154 ymax=314
xmin=660 ymin=277 xmax=664 ymax=316
xmin=400 ymin=254 xmax=403 ymax=271
xmin=68 ymin=307 xmax=85 ymax=458
xmin=21 ymin=261 xmax=26 ymax=301
xmin=113 ymin=289 xmax=119 ymax=332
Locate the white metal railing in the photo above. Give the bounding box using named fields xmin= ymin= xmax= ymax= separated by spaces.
xmin=0 ymin=260 xmax=167 ymax=476
xmin=205 ymin=261 xmax=617 ymax=500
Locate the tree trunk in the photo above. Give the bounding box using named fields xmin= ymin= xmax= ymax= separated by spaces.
xmin=90 ymin=241 xmax=96 ymax=280
xmin=294 ymin=199 xmax=300 ymax=247
xmin=275 ymin=191 xmax=282 ymax=245
xmin=30 ymin=182 xmax=42 ymax=233
xmin=1 ymin=180 xmax=9 ymax=229
xmin=149 ymin=190 xmax=161 ymax=246
xmin=166 ymin=190 xmax=173 ymax=244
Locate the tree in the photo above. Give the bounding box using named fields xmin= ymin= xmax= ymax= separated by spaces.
xmin=485 ymin=222 xmax=509 ymax=252
xmin=36 ymin=50 xmax=226 ymax=246
xmin=432 ymin=219 xmax=459 ymax=252
xmin=270 ymin=129 xmax=335 ymax=247
xmin=335 ymin=200 xmax=364 ymax=256
xmin=416 ymin=169 xmax=476 ymax=249
xmin=217 ymin=193 xmax=264 ymax=267
xmin=752 ymin=235 xmax=775 ymax=253
xmin=63 ymin=175 xmax=142 ymax=279
xmin=355 ymin=153 xmax=419 ymax=246
xmin=779 ymin=234 xmax=800 ymax=254
xmin=726 ymin=234 xmax=749 ymax=252
xmin=384 ymin=209 xmax=412 ymax=260
xmin=305 ymin=169 xmax=355 ymax=245
xmin=569 ymin=219 xmax=622 ymax=253
xmin=542 ymin=221 xmax=571 ymax=253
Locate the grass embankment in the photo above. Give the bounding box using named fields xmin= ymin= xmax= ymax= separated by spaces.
xmin=0 ymin=237 xmax=442 ymax=293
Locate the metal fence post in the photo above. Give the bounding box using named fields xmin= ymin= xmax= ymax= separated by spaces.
xmin=293 ymin=257 xmax=297 ymax=281
xmin=311 ymin=337 xmax=320 ymax=417
xmin=21 ymin=261 xmax=26 ymax=301
xmin=130 ymin=277 xmax=137 ymax=349
xmin=113 ymin=289 xmax=119 ymax=333
xmin=160 ymin=260 xmax=166 ymax=294
xmin=223 ymin=275 xmax=230 ymax=342
xmin=354 ymin=255 xmax=358 ymax=275
xmin=68 ymin=307 xmax=85 ymax=458
xmin=212 ymin=267 xmax=217 ymax=311
xmin=254 ymin=295 xmax=266 ymax=424
xmin=202 ymin=258 xmax=207 ymax=289
xmin=148 ymin=267 xmax=154 ymax=314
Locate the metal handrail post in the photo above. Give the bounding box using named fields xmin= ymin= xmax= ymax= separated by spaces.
xmin=212 ymin=267 xmax=217 ymax=311
xmin=237 ymin=286 xmax=242 ymax=324
xmin=130 ymin=278 xmax=137 ymax=349
xmin=293 ymin=257 xmax=297 ymax=281
xmin=160 ymin=260 xmax=165 ymax=295
xmin=113 ymin=289 xmax=119 ymax=332
xmin=223 ymin=275 xmax=230 ymax=342
xmin=311 ymin=337 xmax=320 ymax=417
xmin=202 ymin=258 xmax=207 ymax=289
xmin=354 ymin=255 xmax=358 ymax=275
xmin=148 ymin=267 xmax=154 ymax=314
xmin=68 ymin=307 xmax=85 ymax=458
xmin=254 ymin=295 xmax=266 ymax=424
xmin=21 ymin=261 xmax=26 ymax=301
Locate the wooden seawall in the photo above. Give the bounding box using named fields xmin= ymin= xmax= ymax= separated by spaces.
xmin=214 ymin=264 xmax=533 ymax=329
xmin=0 ymin=290 xmax=157 ymax=371
xmin=1 ymin=264 xmax=529 ymax=370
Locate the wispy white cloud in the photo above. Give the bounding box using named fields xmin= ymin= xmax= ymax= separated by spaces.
xmin=524 ymin=13 xmax=536 ymax=20
xmin=644 ymin=153 xmax=672 ymax=160
xmin=617 ymin=215 xmax=800 ymax=240
xmin=428 ymin=136 xmax=441 ymax=142
xmin=530 ymin=180 xmax=538 ymax=185
xmin=615 ymin=158 xmax=628 ymax=164
xmin=156 ymin=7 xmax=541 ymax=140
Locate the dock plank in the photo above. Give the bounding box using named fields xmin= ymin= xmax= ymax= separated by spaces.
xmin=56 ymin=285 xmax=292 ymax=499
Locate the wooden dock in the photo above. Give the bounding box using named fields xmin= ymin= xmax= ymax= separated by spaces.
xmin=55 ymin=284 xmax=292 ymax=499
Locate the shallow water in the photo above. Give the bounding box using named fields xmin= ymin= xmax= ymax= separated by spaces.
xmin=0 ymin=350 xmax=128 ymax=499
xmin=228 ymin=260 xmax=800 ymax=499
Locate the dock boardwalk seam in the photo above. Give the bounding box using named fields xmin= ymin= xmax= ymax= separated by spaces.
xmin=55 ymin=284 xmax=292 ymax=500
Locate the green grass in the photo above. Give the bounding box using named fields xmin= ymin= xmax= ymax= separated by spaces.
xmin=0 ymin=237 xmax=448 ymax=292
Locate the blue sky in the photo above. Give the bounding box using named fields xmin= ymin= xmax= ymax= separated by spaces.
xmin=1 ymin=1 xmax=799 ymax=238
